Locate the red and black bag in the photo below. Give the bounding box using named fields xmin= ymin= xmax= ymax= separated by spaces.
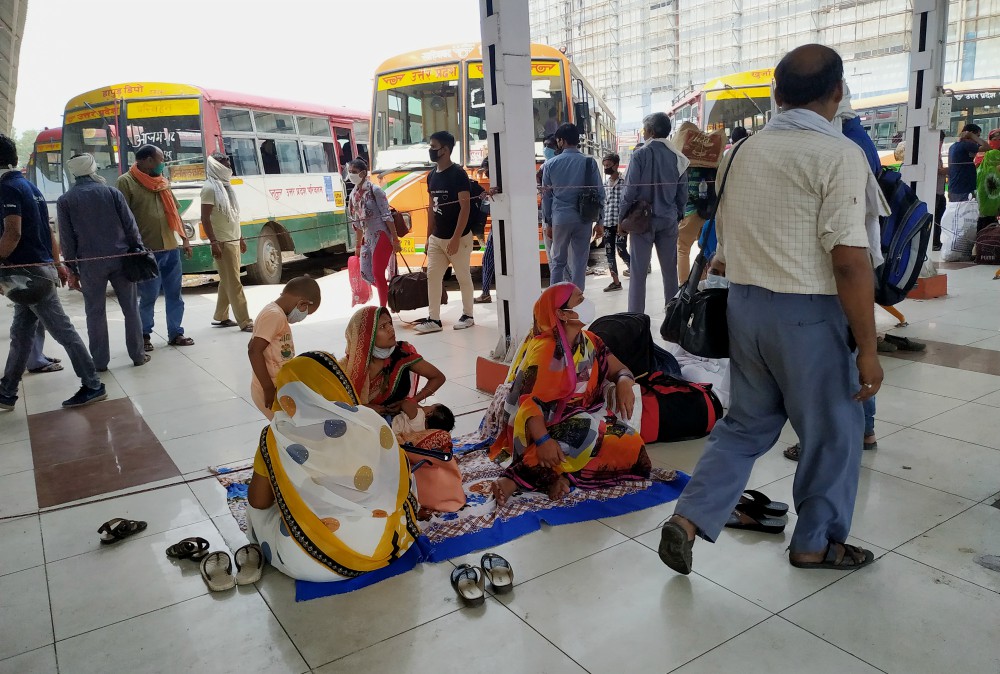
xmin=639 ymin=371 xmax=723 ymax=443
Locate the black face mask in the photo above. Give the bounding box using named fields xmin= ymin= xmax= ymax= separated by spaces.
xmin=429 ymin=147 xmax=440 ymax=162
xmin=604 ymin=167 xmax=616 ymax=175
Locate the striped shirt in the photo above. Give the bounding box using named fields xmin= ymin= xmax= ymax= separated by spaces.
xmin=603 ymin=174 xmax=623 ymax=227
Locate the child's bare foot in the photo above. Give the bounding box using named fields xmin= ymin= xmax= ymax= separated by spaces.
xmin=547 ymin=475 xmax=571 ymax=501
xmin=492 ymin=477 xmax=517 ymax=507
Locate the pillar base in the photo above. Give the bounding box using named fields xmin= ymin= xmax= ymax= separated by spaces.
xmin=476 ymin=356 xmax=509 ymax=395
xmin=907 ymin=273 xmax=948 ymax=300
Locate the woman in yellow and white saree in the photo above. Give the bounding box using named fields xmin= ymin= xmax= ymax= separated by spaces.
xmin=246 ymin=351 xmax=420 ymax=583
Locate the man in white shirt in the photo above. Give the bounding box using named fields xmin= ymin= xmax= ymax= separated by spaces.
xmin=659 ymin=44 xmax=883 ymax=574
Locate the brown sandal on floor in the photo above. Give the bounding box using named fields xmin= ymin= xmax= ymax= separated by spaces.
xmin=783 ymin=443 xmax=801 ymax=461
xmin=790 ymin=542 xmax=875 ymax=570
xmin=98 ymin=518 xmax=148 ymax=545
xmin=168 ymin=336 xmax=195 ymax=347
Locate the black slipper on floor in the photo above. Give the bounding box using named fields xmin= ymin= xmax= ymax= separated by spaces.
xmin=98 ymin=518 xmax=148 ymax=545
xmin=739 ymin=490 xmax=788 ymax=517
xmin=450 ymin=564 xmax=485 ymax=606
xmin=790 ymin=542 xmax=875 ymax=570
xmin=165 ymin=537 xmax=210 ymax=560
xmin=212 ymin=319 xmax=238 ymax=328
xmin=724 ymin=504 xmax=786 ymax=534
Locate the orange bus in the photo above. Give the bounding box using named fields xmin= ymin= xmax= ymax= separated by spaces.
xmin=371 ymin=43 xmax=615 ymax=267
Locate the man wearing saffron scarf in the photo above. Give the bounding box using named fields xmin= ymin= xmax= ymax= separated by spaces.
xmin=117 ymin=144 xmax=194 ymax=350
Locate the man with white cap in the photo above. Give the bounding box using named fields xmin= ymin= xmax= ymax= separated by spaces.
xmin=57 ymin=153 xmax=148 ymax=369
xmin=201 ymin=152 xmax=252 ymax=331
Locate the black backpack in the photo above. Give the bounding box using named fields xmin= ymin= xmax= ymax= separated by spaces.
xmin=468 ymin=179 xmax=488 ymax=238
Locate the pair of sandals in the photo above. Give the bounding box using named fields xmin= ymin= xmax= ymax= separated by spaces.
xmin=723 ymin=490 xmax=789 ymax=535
xmin=212 ymin=319 xmax=254 ymax=333
xmin=165 ymin=537 xmax=264 ymax=591
xmin=450 ymin=553 xmax=514 ymax=607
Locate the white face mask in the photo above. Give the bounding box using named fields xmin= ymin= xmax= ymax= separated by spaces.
xmin=372 ymin=344 xmax=395 ymax=359
xmin=287 ymin=305 xmax=309 ymax=324
xmin=570 ymin=298 xmax=596 ymax=326
xmin=348 ymin=172 xmax=364 ymax=185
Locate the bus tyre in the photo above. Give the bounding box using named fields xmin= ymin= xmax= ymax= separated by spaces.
xmin=247 ymin=227 xmax=282 ymax=285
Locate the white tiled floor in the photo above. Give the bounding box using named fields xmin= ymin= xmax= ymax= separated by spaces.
xmin=1 ymin=262 xmax=999 ymax=673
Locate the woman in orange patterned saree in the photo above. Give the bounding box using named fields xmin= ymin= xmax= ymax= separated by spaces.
xmin=489 ymin=283 xmax=651 ymax=503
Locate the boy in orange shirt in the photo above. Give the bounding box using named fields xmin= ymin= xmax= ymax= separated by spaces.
xmin=248 ymin=276 xmax=321 ymax=418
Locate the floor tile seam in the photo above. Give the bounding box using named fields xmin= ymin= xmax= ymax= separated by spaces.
xmin=41 ymin=513 xmax=217 ymax=566
xmin=890 ymin=547 xmax=1000 ymax=597
xmin=40 ymin=521 xmax=59 ymax=671
xmin=901 ymin=424 xmax=1000 ymax=453
xmin=490 ymin=596 xmax=596 ymax=674
xmin=303 ymin=605 xmax=468 ymax=671
xmin=50 ymin=590 xmax=218 ymax=645
xmin=0 ymin=647 xmax=59 ymax=672
xmin=859 ymin=464 xmax=993 ymax=502
xmin=156 ymin=420 xmax=268 ymax=444
xmin=878 ymin=379 xmax=999 ymax=403
xmin=209 ymin=519 xmax=312 ymax=670
xmin=34 ymin=475 xmax=193 ymax=514
xmin=662 ymin=614 xmax=776 ymax=674
xmin=883 ymin=499 xmax=983 ymax=554
xmin=483 ymin=538 xmax=636 ymax=593
xmin=769 ymin=614 xmax=890 ymax=673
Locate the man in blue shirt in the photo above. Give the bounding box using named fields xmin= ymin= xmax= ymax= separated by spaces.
xmin=0 ymin=134 xmax=106 ymax=411
xmin=541 ymin=123 xmax=605 ymax=290
xmin=948 ymin=124 xmax=990 ymax=202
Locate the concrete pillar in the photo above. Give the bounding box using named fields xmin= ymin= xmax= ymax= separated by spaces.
xmin=479 ymin=0 xmax=542 ymax=362
xmin=900 ymin=0 xmax=950 ymax=209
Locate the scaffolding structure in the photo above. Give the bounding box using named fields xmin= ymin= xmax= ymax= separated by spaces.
xmin=529 ymin=0 xmax=1000 ymax=131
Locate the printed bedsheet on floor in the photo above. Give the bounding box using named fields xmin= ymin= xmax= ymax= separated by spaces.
xmin=216 ymin=449 xmax=689 ymax=602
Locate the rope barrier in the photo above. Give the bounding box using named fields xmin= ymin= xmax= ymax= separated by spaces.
xmin=0 ymin=179 xmax=700 ymax=270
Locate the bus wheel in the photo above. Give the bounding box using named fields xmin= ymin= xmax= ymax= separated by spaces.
xmin=247 ymin=227 xmax=282 ymax=285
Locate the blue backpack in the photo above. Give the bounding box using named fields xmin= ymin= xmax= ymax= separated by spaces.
xmin=875 ymin=168 xmax=933 ymax=306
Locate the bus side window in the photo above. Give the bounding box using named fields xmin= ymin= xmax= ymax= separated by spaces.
xmin=303 ymin=141 xmax=337 ymax=173
xmin=260 ymin=139 xmax=281 ymax=174
xmin=274 ymin=139 xmax=302 ymax=174
xmin=334 ymin=128 xmax=353 ymax=168
xmin=224 ymin=137 xmax=260 ymax=177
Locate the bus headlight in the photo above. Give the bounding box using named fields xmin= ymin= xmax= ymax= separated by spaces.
xmin=182 ymin=222 xmax=196 ymax=239
xmin=401 ymin=211 xmax=412 ymax=233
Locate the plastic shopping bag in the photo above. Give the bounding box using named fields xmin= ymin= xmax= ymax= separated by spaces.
xmin=348 ymin=255 xmax=372 ymax=307
xmin=940 ymin=198 xmax=979 ymax=262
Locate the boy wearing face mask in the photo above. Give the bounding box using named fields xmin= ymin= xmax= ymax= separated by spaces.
xmin=248 ymin=276 xmax=321 ymax=419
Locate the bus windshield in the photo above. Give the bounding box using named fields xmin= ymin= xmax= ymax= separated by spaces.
xmin=62 ymin=118 xmax=121 ymax=185
xmin=124 ymin=98 xmax=205 ymax=182
xmin=466 ymin=60 xmax=567 ymax=165
xmin=373 ymin=66 xmax=462 ymax=171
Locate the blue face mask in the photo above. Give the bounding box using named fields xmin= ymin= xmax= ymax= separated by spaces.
xmin=543 ymin=147 xmax=556 ymax=160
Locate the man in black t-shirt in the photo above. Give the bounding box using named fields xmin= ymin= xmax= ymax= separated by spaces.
xmin=0 ymin=134 xmax=106 ymax=411
xmin=416 ymin=130 xmax=475 ymax=333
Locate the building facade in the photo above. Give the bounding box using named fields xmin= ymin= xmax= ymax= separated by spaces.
xmin=529 ymin=0 xmax=1000 ymax=132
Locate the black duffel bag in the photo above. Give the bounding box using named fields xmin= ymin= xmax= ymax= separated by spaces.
xmin=122 ymin=246 xmax=159 ymax=283
xmin=661 ymin=252 xmax=729 ymax=359
xmin=388 ymin=254 xmax=447 ymax=313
